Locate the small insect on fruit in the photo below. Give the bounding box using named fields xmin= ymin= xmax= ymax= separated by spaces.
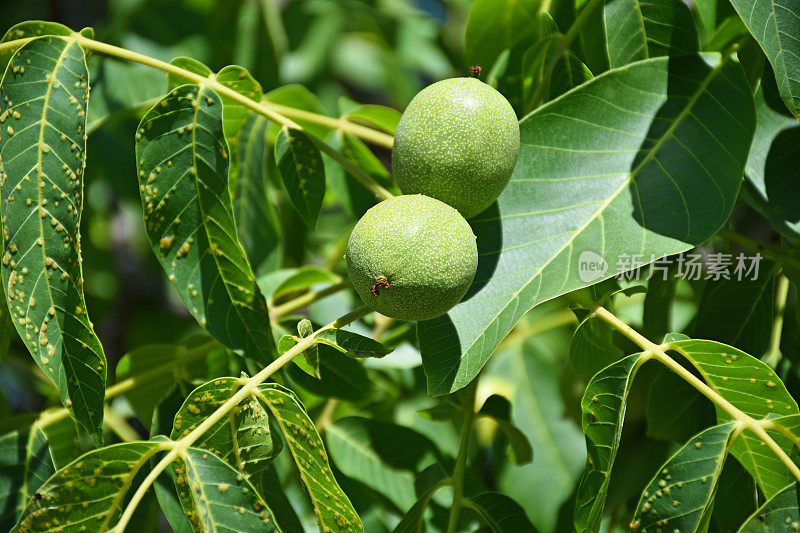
xmin=346 ymin=195 xmax=478 ymax=321
xmin=392 ymin=76 xmax=520 ymax=218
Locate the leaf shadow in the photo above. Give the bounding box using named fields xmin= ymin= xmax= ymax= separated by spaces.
xmin=763 ymin=127 xmax=800 ymax=229
xmin=464 ymin=201 xmax=503 ymax=300
xmin=628 ymin=54 xmax=747 ymax=245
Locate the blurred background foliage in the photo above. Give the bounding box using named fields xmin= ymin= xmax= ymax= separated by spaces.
xmin=1 ymin=1 xmax=799 ymax=532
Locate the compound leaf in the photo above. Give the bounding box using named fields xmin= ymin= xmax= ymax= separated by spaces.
xmin=135 ymin=84 xmax=275 ymax=364
xmin=668 ymin=339 xmax=799 ymax=497
xmin=0 ymin=36 xmax=106 ymax=444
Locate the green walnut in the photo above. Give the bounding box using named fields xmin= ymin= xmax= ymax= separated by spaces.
xmin=346 ymin=195 xmax=478 ymax=321
xmin=392 ymin=77 xmax=520 ymax=218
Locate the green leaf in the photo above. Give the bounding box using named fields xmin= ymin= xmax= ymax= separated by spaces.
xmin=467 ymin=492 xmax=540 ymax=533
xmin=263 ymin=84 xmax=331 ymax=140
xmin=287 ymin=346 xmax=370 ymax=401
xmin=742 ymin=72 xmax=800 ymax=241
xmin=249 ymin=466 xmax=304 ymax=533
xmin=0 ymin=282 xmax=15 ymax=358
xmin=257 ymin=383 xmax=363 ymax=533
xmin=523 ymin=36 xmax=593 ymax=108
xmin=215 ymin=65 xmax=262 ymax=173
xmin=738 ymin=482 xmax=800 ymax=531
xmin=668 ymin=339 xmax=799 ymax=497
xmin=12 ymin=441 xmax=163 ymax=532
xmin=232 ymin=112 xmax=282 ymax=275
xmin=135 ymin=84 xmax=275 ymax=364
xmin=314 ymin=328 xmax=391 ymax=359
xmin=569 ymin=309 xmax=624 ymax=377
xmin=171 ymin=377 xmax=281 ymax=477
xmin=631 ymin=422 xmax=737 ymax=531
xmin=647 ymin=367 xmax=714 ymax=443
xmin=176 ymin=447 xmax=279 ymax=532
xmin=41 ymin=417 xmax=79 ymax=469
xmin=0 ymin=425 xmax=54 ymax=529
xmin=710 ymin=457 xmax=758 ymax=532
xmin=391 ymin=464 xmax=447 ymax=533
xmin=154 ymin=467 xmax=195 ymax=533
xmin=0 ymin=22 xmax=75 ymax=71
xmin=604 ymin=0 xmax=699 ymax=68
xmin=327 ymin=416 xmax=437 ymax=511
xmin=115 ymin=337 xmax=225 ymax=429
xmin=0 ymin=36 xmax=107 ymax=444
xmin=692 ymin=260 xmax=778 ymax=356
xmin=729 ymin=0 xmax=800 ymax=118
xmin=344 ymin=104 xmax=401 ymax=135
xmin=323 ymin=132 xmax=379 ymax=219
xmin=489 ymin=337 xmax=586 ymax=532
xmin=418 ymin=53 xmax=755 ymax=396
xmin=166 ymin=57 xmax=212 ymax=91
xmin=274 ymin=127 xmax=325 ymax=228
xmin=259 ymin=265 xmax=339 ymax=301
xmin=477 ymin=395 xmax=533 ymax=465
xmin=643 ymin=270 xmax=677 ymax=339
xmin=464 ymin=0 xmax=541 ymax=72
xmin=574 ymin=352 xmax=650 ymax=532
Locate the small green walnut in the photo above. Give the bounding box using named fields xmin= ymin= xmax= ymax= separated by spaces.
xmin=346 ymin=195 xmax=478 ymax=321
xmin=392 ymin=77 xmax=520 ymax=218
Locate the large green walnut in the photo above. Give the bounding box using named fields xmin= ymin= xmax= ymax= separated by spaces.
xmin=392 ymin=77 xmax=520 ymax=218
xmin=346 ymin=195 xmax=478 ymax=321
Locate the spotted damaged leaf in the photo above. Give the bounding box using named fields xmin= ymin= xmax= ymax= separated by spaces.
xmin=170 ymin=377 xmax=282 ymax=476
xmin=12 ymin=441 xmax=164 ymax=532
xmin=274 ymin=127 xmax=325 ymax=228
xmin=257 ymin=383 xmax=363 ymax=533
xmin=135 ymin=84 xmax=276 ymax=364
xmin=0 ymin=36 xmax=106 ymax=444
